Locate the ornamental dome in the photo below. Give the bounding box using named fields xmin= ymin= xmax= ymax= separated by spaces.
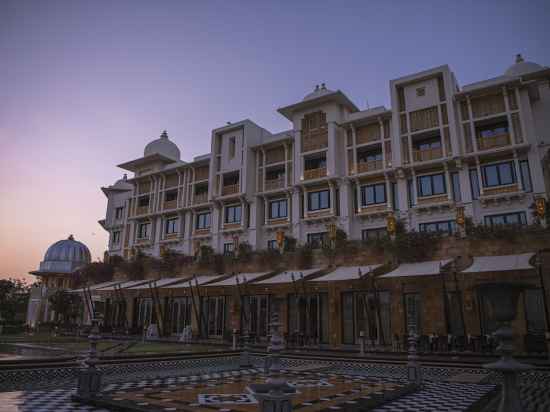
xmin=504 ymin=54 xmax=544 ymax=77
xmin=303 ymin=83 xmax=335 ymax=101
xmin=111 ymin=174 xmax=133 ymax=191
xmin=144 ymin=130 xmax=181 ymax=160
xmin=38 ymin=235 xmax=91 ymax=274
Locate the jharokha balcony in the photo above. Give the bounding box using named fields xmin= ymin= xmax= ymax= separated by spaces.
xmin=303 ymin=167 xmax=327 ymax=181
xmin=222 ymin=184 xmax=239 ymax=196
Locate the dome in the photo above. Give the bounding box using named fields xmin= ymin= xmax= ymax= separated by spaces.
xmin=303 ymin=83 xmax=335 ymax=101
xmin=144 ymin=130 xmax=181 ymax=160
xmin=111 ymin=174 xmax=133 ymax=191
xmin=38 ymin=235 xmax=91 ymax=274
xmin=504 ymin=54 xmax=544 ymax=77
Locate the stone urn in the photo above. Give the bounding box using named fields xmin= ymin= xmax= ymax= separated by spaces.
xmin=477 ymin=283 xmax=532 ymax=412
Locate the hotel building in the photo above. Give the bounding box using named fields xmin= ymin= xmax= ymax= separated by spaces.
xmin=100 ymin=55 xmax=550 ymax=257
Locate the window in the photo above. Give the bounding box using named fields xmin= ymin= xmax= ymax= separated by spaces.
xmin=165 ymin=217 xmax=178 ymax=234
xmin=357 ymin=149 xmax=382 ymax=164
xmin=138 ymin=196 xmax=150 ymax=207
xmin=469 ymin=169 xmax=480 ymax=200
xmin=223 ymin=242 xmax=234 ymax=256
xmin=229 ymin=137 xmax=236 ymax=158
xmin=417 ymin=173 xmax=446 ymax=197
xmin=165 ymin=190 xmax=178 ymax=202
xmin=115 ymin=207 xmax=124 ymax=219
xmin=419 ymin=220 xmax=456 ymax=235
xmin=407 ymin=178 xmax=415 ymax=207
xmin=477 ymin=122 xmax=509 ymax=139
xmin=391 ymin=182 xmax=399 ymax=211
xmin=307 ymin=190 xmax=330 ymax=211
xmin=362 ymin=228 xmax=388 ymax=241
xmin=415 ymin=137 xmax=441 ymax=151
xmin=482 ymin=161 xmax=515 ymax=187
xmin=304 ymin=155 xmax=326 ymax=170
xmin=196 ymin=211 xmax=211 ymax=230
xmin=225 ymin=204 xmax=242 ymax=224
xmin=307 ymin=232 xmax=328 ymax=249
xmin=137 ymin=222 xmax=150 ymax=239
xmin=112 ymin=231 xmax=121 ymax=244
xmin=520 ymin=160 xmax=532 ymax=192
xmin=416 ymin=87 xmax=426 ymax=97
xmin=267 ymin=239 xmax=278 ymax=250
xmin=404 ymin=293 xmax=421 ymax=335
xmin=451 ymin=172 xmax=461 ymax=202
xmin=484 ymin=212 xmax=527 ymax=227
xmin=360 ymin=183 xmax=386 ymax=206
xmin=269 ymin=199 xmax=288 ymax=219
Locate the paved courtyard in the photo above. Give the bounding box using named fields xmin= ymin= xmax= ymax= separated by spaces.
xmin=1 ymin=355 xmax=549 ymax=411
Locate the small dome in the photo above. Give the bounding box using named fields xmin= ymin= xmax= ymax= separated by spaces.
xmin=38 ymin=235 xmax=91 ymax=274
xmin=112 ymin=174 xmax=133 ymax=191
xmin=144 ymin=130 xmax=181 ymax=160
xmin=504 ymin=54 xmax=544 ymax=77
xmin=303 ymin=83 xmax=335 ymax=101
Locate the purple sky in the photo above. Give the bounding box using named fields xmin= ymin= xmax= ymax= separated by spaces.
xmin=1 ymin=0 xmax=548 ymax=282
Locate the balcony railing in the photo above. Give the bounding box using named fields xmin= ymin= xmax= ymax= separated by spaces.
xmin=163 ymin=199 xmax=177 ymax=210
xmin=413 ymin=147 xmax=443 ymax=162
xmin=136 ymin=205 xmax=149 ymax=215
xmin=221 ymin=184 xmax=239 ymax=196
xmin=482 ymin=183 xmax=519 ymax=197
xmin=476 ymin=133 xmax=511 ymax=151
xmin=303 ymin=167 xmax=327 ymax=180
xmin=302 ymin=136 xmax=328 ymax=152
xmin=193 ymin=192 xmax=208 ymax=205
xmin=356 ymin=159 xmax=383 ymax=174
xmin=264 ymin=177 xmax=285 ymax=191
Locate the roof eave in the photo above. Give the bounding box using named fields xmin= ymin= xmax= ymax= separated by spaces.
xmin=277 ymin=91 xmax=359 ymax=120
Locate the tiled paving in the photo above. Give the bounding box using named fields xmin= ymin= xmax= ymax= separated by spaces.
xmin=0 ymin=355 xmax=549 ymax=411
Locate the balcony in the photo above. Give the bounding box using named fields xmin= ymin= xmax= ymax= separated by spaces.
xmin=303 ymin=167 xmax=327 ymax=181
xmin=193 ymin=192 xmax=208 ymax=205
xmin=194 ymin=167 xmax=209 ymax=181
xmin=356 ymin=159 xmax=383 ymax=174
xmin=136 ymin=205 xmax=149 ymax=215
xmin=413 ymin=147 xmax=443 ymax=162
xmin=302 ymin=136 xmax=328 ymax=153
xmin=264 ymin=177 xmax=285 ymax=191
xmin=222 ymin=184 xmax=239 ymax=196
xmin=410 ymin=106 xmax=439 ymax=133
xmin=266 ymin=147 xmax=285 ymax=164
xmin=356 ymin=123 xmax=381 ymax=145
xmin=476 ymin=133 xmax=511 ymax=151
xmin=163 ymin=199 xmax=177 ymax=210
xmin=471 ymin=94 xmax=505 ymax=119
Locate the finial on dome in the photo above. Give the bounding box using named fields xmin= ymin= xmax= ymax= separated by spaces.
xmin=314 ymin=84 xmax=319 ymax=91
xmin=515 ymin=54 xmax=524 ymax=63
xmin=123 ymin=173 xmax=127 ymax=180
xmin=321 ymin=83 xmax=326 ymax=90
xmin=68 ymin=234 xmax=74 ymax=241
xmin=160 ymin=130 xmax=168 ymax=139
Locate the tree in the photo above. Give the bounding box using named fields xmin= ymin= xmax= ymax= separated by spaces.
xmin=74 ymin=262 xmax=115 ymax=287
xmin=0 ymin=278 xmax=30 ymax=324
xmin=48 ymin=290 xmax=81 ymax=325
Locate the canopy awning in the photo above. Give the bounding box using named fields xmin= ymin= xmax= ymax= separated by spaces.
xmin=379 ymin=259 xmax=452 ymax=279
xmin=126 ymin=277 xmax=190 ymax=290
xmin=70 ymin=280 xmax=122 ymax=293
xmin=310 ymin=265 xmax=382 ymax=282
xmin=96 ymin=280 xmax=151 ymax=291
xmin=254 ymin=268 xmax=322 ymax=285
xmin=461 ymin=253 xmax=535 ymax=273
xmin=161 ymin=275 xmax=223 ymax=289
xmin=206 ymin=272 xmax=271 ymax=287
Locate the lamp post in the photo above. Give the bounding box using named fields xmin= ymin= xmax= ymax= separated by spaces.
xmin=75 ymin=318 xmax=102 ymax=399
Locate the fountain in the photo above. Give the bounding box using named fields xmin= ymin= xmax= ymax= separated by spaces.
xmin=248 ymin=304 xmax=296 ymax=411
xmin=478 ymin=283 xmax=531 ymax=412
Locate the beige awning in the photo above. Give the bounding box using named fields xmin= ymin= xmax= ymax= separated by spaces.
xmin=254 ymin=268 xmax=322 ymax=285
xmin=70 ymin=280 xmax=123 ymax=293
xmin=96 ymin=280 xmax=151 ymax=291
xmin=126 ymin=277 xmax=190 ymax=290
xmin=161 ymin=275 xmax=223 ymax=288
xmin=461 ymin=253 xmax=535 ymax=273
xmin=206 ymin=272 xmax=271 ymax=287
xmin=379 ymin=259 xmax=452 ymax=279
xmin=311 ymin=265 xmax=382 ymax=282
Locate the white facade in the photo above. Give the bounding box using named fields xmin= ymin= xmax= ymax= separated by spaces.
xmin=100 ymin=56 xmax=550 ymax=258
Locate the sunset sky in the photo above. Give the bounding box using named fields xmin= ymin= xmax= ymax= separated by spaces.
xmin=1 ymin=0 xmax=549 ymax=282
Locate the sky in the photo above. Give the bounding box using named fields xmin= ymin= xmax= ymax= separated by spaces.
xmin=1 ymin=0 xmax=549 ymax=283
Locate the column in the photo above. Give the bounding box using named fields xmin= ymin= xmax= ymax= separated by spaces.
xmin=351 ymin=124 xmax=358 ymax=173
xmin=513 ymin=152 xmax=523 ymax=191
xmin=327 ymin=122 xmax=337 ymax=176
xmin=466 ymin=96 xmax=478 ymax=152
xmin=476 ymin=158 xmax=484 ymax=196
xmin=291 ymin=188 xmax=302 ymax=240
xmin=385 ymin=175 xmax=393 ymax=209
xmin=503 ymin=87 xmax=516 ymax=145
xmin=444 ymin=164 xmax=452 ymax=201
xmin=339 ymin=180 xmax=352 ymax=234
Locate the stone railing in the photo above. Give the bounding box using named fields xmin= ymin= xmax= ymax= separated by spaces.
xmin=356 ymin=159 xmax=383 ymax=174
xmin=303 ymin=167 xmax=327 ymax=180
xmin=482 ymin=184 xmax=519 ymax=197
xmin=417 ymin=194 xmax=449 ymax=205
